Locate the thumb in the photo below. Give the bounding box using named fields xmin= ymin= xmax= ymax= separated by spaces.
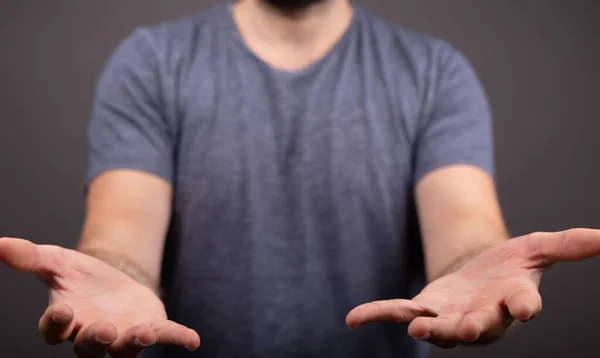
xmin=346 ymin=299 xmax=438 ymax=329
xmin=0 ymin=237 xmax=62 ymax=282
xmin=524 ymin=228 xmax=600 ymax=267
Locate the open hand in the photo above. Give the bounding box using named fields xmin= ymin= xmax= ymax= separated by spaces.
xmin=0 ymin=238 xmax=200 ymax=358
xmin=346 ymin=228 xmax=600 ymax=348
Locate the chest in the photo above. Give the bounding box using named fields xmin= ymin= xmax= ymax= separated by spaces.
xmin=172 ymin=54 xmax=422 ymax=210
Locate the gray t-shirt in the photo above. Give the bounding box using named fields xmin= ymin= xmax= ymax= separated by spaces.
xmin=86 ymin=3 xmax=493 ymax=358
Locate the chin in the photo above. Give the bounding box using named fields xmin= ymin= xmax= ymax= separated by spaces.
xmin=261 ymin=0 xmax=329 ymax=12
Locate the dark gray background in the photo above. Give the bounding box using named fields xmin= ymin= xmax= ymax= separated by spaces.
xmin=1 ymin=1 xmax=599 ymax=357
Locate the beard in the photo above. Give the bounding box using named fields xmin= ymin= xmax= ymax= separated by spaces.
xmin=260 ymin=0 xmax=329 ymax=12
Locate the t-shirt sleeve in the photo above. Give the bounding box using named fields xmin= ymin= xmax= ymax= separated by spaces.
xmin=413 ymin=42 xmax=495 ymax=183
xmin=85 ymin=28 xmax=174 ymax=188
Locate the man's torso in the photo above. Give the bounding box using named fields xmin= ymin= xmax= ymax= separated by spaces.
xmin=100 ymin=4 xmax=455 ymax=357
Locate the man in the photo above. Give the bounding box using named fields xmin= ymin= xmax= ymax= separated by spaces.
xmin=1 ymin=0 xmax=599 ymax=357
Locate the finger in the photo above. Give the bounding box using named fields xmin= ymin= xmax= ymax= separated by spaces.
xmin=0 ymin=238 xmax=62 ymax=282
xmin=408 ymin=316 xmax=460 ymax=349
xmin=73 ymin=322 xmax=118 ymax=358
xmin=152 ymin=321 xmax=200 ymax=351
xmin=504 ymin=285 xmax=542 ymax=322
xmin=525 ymin=229 xmax=600 ymax=266
xmin=346 ymin=299 xmax=437 ymax=329
xmin=38 ymin=303 xmax=76 ymax=345
xmin=456 ymin=304 xmax=506 ymax=343
xmin=108 ymin=324 xmax=157 ymax=358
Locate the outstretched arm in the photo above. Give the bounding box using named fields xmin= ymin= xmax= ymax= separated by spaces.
xmin=406 ymin=41 xmax=504 ymax=280
xmin=79 ymin=27 xmax=176 ymax=293
xmin=346 ymin=42 xmax=600 ymax=347
xmin=0 ymin=29 xmax=197 ymax=358
xmin=78 ymin=169 xmax=172 ymax=294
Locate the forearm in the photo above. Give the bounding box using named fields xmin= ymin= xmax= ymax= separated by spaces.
xmin=78 ymin=170 xmax=172 ymax=296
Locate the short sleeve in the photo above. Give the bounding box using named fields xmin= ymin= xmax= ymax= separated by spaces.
xmin=85 ymin=29 xmax=173 ymax=187
xmin=413 ymin=43 xmax=494 ymax=183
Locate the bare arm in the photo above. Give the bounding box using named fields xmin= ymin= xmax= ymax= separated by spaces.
xmin=416 ymin=164 xmax=509 ymax=281
xmin=0 ymin=168 xmax=201 ymax=353
xmin=76 ymin=29 xmax=175 ymax=295
xmin=77 ymin=169 xmax=172 ymax=294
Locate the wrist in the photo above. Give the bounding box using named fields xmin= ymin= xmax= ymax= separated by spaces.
xmin=430 ymin=243 xmax=498 ymax=281
xmin=77 ymin=245 xmax=162 ymax=296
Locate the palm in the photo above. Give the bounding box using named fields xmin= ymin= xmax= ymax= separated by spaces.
xmin=416 ymin=271 xmax=537 ymax=319
xmin=48 ymin=248 xmax=167 ymax=335
xmin=416 ymin=239 xmax=542 ymax=318
xmin=347 ymin=229 xmax=600 ymax=347
xmin=0 ymin=238 xmax=200 ymax=357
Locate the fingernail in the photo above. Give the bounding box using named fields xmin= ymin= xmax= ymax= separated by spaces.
xmin=51 ymin=313 xmax=69 ymax=324
xmin=464 ymin=333 xmax=479 ymax=342
xmin=186 ymin=341 xmax=200 ymax=351
xmin=416 ymin=332 xmax=430 ymax=341
xmin=523 ymin=313 xmax=538 ymax=322
xmin=134 ymin=338 xmax=149 ymax=347
xmin=96 ymin=337 xmax=112 ymax=345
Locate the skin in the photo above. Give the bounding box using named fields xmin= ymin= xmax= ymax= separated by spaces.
xmin=1 ymin=170 xmax=195 ymax=358
xmin=416 ymin=165 xmax=509 ymax=282
xmin=0 ymin=236 xmax=199 ymax=357
xmin=233 ymin=0 xmax=352 ymax=71
xmin=77 ymin=169 xmax=173 ymax=292
xmin=2 ymin=0 xmax=600 ymax=357
xmin=346 ymin=165 xmax=600 ymax=347
xmin=346 ymin=226 xmax=600 ymax=347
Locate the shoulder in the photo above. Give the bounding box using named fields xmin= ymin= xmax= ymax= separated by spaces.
xmin=355 ymin=7 xmax=474 ymax=79
xmin=355 ymin=8 xmax=484 ymax=110
xmin=144 ymin=5 xmax=224 ymax=52
xmin=111 ymin=4 xmax=226 ymax=74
